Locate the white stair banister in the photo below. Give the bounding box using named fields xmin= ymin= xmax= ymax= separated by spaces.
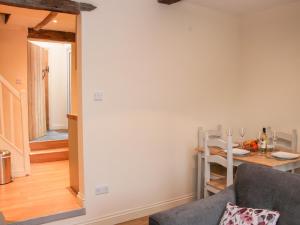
xmin=0 ymin=74 xmax=30 ymax=177
xmin=0 ymin=82 xmax=4 ymax=136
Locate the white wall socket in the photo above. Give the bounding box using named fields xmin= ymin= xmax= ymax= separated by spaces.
xmin=95 ymin=185 xmax=109 ymax=195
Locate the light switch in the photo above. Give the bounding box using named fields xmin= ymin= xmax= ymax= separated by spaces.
xmin=94 ymin=91 xmax=104 ymax=102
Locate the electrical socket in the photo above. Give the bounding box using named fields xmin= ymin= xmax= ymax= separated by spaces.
xmin=95 ymin=185 xmax=109 ymax=195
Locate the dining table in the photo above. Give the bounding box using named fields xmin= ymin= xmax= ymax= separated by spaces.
xmin=196 ymin=146 xmax=300 ymax=199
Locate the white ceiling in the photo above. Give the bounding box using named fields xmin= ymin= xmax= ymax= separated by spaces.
xmin=193 ymin=0 xmax=299 ymax=14
xmin=0 ymin=0 xmax=298 ymax=29
xmin=0 ymin=5 xmax=76 ymax=32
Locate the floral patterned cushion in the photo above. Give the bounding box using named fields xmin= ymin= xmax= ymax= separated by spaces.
xmin=219 ymin=202 xmax=280 ymax=225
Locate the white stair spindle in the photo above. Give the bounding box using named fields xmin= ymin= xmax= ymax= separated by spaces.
xmin=0 ymin=82 xmax=4 ymax=136
xmin=9 ymin=92 xmax=15 ymax=144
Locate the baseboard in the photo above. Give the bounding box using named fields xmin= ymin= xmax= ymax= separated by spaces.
xmin=82 ymin=193 xmax=195 ymax=225
xmin=49 ymin=125 xmax=68 ymax=130
xmin=13 ymin=170 xmax=28 ymax=178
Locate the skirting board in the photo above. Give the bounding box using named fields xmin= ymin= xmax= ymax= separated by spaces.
xmin=12 ymin=170 xmax=28 ymax=178
xmin=83 ymin=193 xmax=194 ymax=225
xmin=49 ymin=124 xmax=68 ymax=130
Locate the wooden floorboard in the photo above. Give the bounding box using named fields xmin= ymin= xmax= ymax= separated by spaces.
xmin=117 ymin=217 xmax=149 ymax=225
xmin=0 ymin=160 xmax=81 ymax=223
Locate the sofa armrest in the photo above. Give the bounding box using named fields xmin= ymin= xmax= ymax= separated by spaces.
xmin=0 ymin=212 xmax=6 ymax=225
xmin=149 ymin=186 xmax=235 ymax=225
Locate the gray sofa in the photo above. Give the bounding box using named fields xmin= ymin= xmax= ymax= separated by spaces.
xmin=149 ymin=164 xmax=300 ymax=225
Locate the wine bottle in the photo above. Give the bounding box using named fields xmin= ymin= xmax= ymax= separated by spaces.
xmin=260 ymin=127 xmax=268 ymax=153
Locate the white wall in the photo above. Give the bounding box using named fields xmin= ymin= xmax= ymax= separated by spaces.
xmin=0 ymin=25 xmax=27 ymax=90
xmin=48 ymin=43 xmax=70 ymax=130
xmin=48 ymin=0 xmax=241 ymax=224
xmin=33 ymin=41 xmax=71 ymax=130
xmin=239 ymin=1 xmax=300 ymax=147
xmin=47 ymin=1 xmax=300 ymax=225
xmin=82 ymin=0 xmax=241 ymax=221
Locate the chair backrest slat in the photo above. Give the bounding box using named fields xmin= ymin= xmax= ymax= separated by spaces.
xmin=207 ymin=155 xmax=227 ymax=168
xmin=198 ymin=125 xmax=222 ymax=149
xmin=277 ymin=132 xmax=293 ymax=142
xmin=207 ymin=138 xmax=227 ymax=149
xmin=271 ymin=129 xmax=298 ymax=152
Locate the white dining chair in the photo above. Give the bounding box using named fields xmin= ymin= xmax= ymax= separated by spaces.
xmin=197 ymin=124 xmax=224 ymax=199
xmin=270 ymin=129 xmax=298 ymax=153
xmin=204 ymin=130 xmax=233 ymax=198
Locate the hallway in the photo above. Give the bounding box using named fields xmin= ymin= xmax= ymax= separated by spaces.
xmin=0 ymin=160 xmax=80 ymax=223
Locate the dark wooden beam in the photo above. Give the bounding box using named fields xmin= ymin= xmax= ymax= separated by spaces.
xmin=34 ymin=12 xmax=58 ymax=31
xmin=0 ymin=12 xmax=11 ymax=24
xmin=28 ymin=28 xmax=76 ymax=42
xmin=0 ymin=0 xmax=96 ymax=15
xmin=4 ymin=13 xmax=10 ymax=24
xmin=158 ymin=0 xmax=181 ymax=5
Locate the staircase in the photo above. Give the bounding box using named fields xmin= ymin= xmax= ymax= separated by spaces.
xmin=30 ymin=139 xmax=69 ymax=163
xmin=0 ymin=74 xmax=30 ymax=177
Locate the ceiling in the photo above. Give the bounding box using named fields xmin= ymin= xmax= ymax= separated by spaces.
xmin=193 ymin=0 xmax=299 ymax=14
xmin=0 ymin=5 xmax=76 ymax=32
xmin=0 ymin=0 xmax=297 ymax=29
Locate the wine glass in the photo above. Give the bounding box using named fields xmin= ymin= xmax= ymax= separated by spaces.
xmin=239 ymin=128 xmax=245 ymax=148
xmin=272 ymin=131 xmax=277 ymax=151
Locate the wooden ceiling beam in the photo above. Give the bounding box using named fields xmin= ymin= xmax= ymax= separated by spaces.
xmin=28 ymin=28 xmax=76 ymax=43
xmin=34 ymin=12 xmax=58 ymax=31
xmin=158 ymin=0 xmax=181 ymax=5
xmin=4 ymin=13 xmax=10 ymax=24
xmin=0 ymin=12 xmax=10 ymax=24
xmin=0 ymin=0 xmax=96 ymax=15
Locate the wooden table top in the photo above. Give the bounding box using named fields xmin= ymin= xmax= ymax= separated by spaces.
xmin=196 ymin=147 xmax=300 ymax=168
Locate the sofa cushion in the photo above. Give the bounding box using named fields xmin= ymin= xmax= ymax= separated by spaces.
xmin=235 ymin=164 xmax=300 ymax=225
xmin=219 ymin=202 xmax=280 ymax=225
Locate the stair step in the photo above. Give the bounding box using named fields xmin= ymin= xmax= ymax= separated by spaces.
xmin=30 ymin=140 xmax=68 ymax=151
xmin=30 ymin=148 xmax=69 ymax=163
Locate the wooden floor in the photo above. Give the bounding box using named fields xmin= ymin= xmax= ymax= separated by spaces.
xmin=118 ymin=217 xmax=149 ymax=225
xmin=0 ymin=160 xmax=81 ymax=223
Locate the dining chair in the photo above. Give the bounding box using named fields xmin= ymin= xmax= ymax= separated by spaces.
xmin=272 ymin=129 xmax=298 ymax=153
xmin=204 ymin=131 xmax=233 ymax=198
xmin=197 ymin=124 xmax=224 ymax=199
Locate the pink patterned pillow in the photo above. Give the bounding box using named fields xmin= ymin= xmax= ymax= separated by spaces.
xmin=219 ymin=202 xmax=280 ymax=225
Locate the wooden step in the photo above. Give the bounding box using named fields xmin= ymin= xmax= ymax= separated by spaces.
xmin=30 ymin=140 xmax=68 ymax=151
xmin=30 ymin=148 xmax=69 ymax=163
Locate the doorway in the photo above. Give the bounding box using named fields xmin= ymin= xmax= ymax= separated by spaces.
xmin=0 ymin=3 xmax=84 ymax=223
xmin=28 ymin=41 xmax=71 ymax=143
